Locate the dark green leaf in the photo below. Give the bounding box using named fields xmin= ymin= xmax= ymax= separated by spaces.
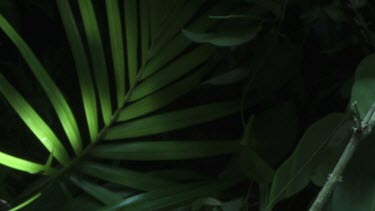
xmin=119 ymin=62 xmax=212 ymax=121
xmin=351 ymin=54 xmax=375 ymax=115
xmin=328 ymin=132 xmax=375 ymax=211
xmin=124 ymin=0 xmax=138 ymax=87
xmin=266 ymin=113 xmax=344 ymax=210
xmin=79 ymin=162 xmax=174 ymax=191
xmin=105 ymin=102 xmax=239 ymax=140
xmin=182 ymin=24 xmax=261 ymax=47
xmin=237 ymin=147 xmax=275 ymax=184
xmin=130 ymin=45 xmax=213 ymax=101
xmin=203 ymin=68 xmax=249 ymax=85
xmin=102 ymin=179 xmax=240 ymax=211
xmin=90 ymin=140 xmax=240 ymax=160
xmin=70 ymin=176 xmax=122 ymax=205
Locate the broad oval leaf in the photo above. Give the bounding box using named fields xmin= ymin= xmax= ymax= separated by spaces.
xmin=265 ymin=113 xmax=344 ymax=210
xmin=182 ymin=24 xmax=261 ymax=47
xmin=351 ymin=54 xmax=375 ymax=115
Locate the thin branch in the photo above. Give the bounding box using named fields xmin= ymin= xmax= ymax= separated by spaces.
xmin=309 ymin=101 xmax=375 ymax=211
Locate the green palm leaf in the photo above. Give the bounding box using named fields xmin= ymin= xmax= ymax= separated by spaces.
xmin=56 ymin=0 xmax=98 ymax=142
xmin=90 ymin=140 xmax=240 ymax=160
xmin=118 ymin=62 xmax=213 ymax=121
xmin=0 ymin=152 xmax=55 ymax=175
xmin=106 ymin=0 xmax=126 ymax=107
xmin=105 ymin=102 xmax=238 ymax=140
xmin=130 ymin=45 xmax=214 ymax=101
xmin=79 ymin=162 xmax=174 ymax=191
xmin=124 ymin=0 xmax=139 ymax=87
xmin=0 ymin=15 xmax=82 ymax=155
xmin=0 ymin=1 xmax=242 ymax=210
xmin=139 ymin=0 xmax=150 ymax=64
xmin=102 ymin=178 xmax=240 ymax=211
xmin=78 ymin=0 xmax=112 ymax=125
xmin=0 ymin=74 xmax=69 ymax=164
xmin=70 ymin=176 xmax=123 ymax=205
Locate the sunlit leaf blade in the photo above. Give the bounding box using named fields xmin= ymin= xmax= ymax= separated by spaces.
xmin=0 ymin=152 xmax=55 ymax=175
xmin=350 ymin=54 xmax=375 ymax=118
xmin=140 ymin=0 xmax=150 ymax=64
xmin=124 ymin=0 xmax=138 ymax=87
xmin=106 ymin=0 xmax=126 ymax=107
xmin=119 ymin=62 xmax=212 ymax=121
xmin=149 ymin=0 xmax=205 ymax=57
xmin=10 ymin=192 xmax=42 ymax=211
xmin=0 ymin=14 xmax=82 ymax=155
xmin=0 ymin=74 xmax=70 ymax=164
xmin=130 ymin=45 xmax=214 ymax=101
xmin=102 ymin=179 xmax=240 ymax=211
xmin=105 ymin=102 xmax=239 ymax=140
xmin=70 ymin=176 xmax=122 ymax=205
xmin=79 ymin=162 xmax=174 ymax=191
xmin=56 ymin=0 xmax=98 ymax=142
xmin=183 ymin=24 xmax=262 ymax=47
xmin=90 ymin=140 xmax=240 ymax=160
xmin=78 ymin=0 xmax=112 ymax=125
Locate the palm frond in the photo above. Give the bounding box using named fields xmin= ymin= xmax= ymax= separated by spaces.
xmin=106 ymin=0 xmax=126 ymax=107
xmin=0 ymin=74 xmax=69 ymax=165
xmin=56 ymin=0 xmax=98 ymax=142
xmin=0 ymin=1 xmax=242 ymax=210
xmin=0 ymin=14 xmax=82 ymax=155
xmin=78 ymin=0 xmax=112 ymax=125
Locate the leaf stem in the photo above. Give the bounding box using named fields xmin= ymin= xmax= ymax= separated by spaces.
xmin=309 ymin=102 xmax=375 ymax=211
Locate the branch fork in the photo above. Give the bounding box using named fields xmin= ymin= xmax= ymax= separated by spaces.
xmin=309 ymin=101 xmax=375 ymax=211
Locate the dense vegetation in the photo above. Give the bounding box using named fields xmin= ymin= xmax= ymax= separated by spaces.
xmin=0 ymin=0 xmax=375 ymax=210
